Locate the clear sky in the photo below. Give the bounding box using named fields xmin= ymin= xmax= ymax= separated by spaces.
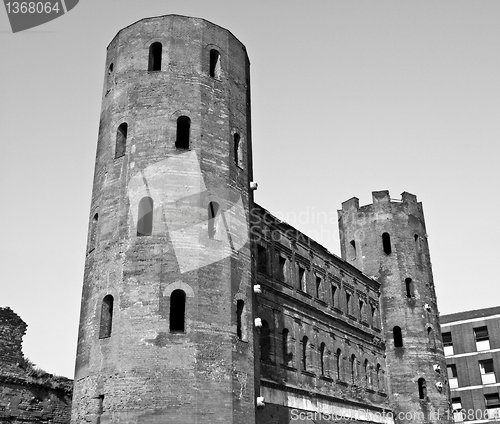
xmin=0 ymin=1 xmax=499 ymax=378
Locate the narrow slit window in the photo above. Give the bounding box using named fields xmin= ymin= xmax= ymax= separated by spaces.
xmin=346 ymin=292 xmax=352 ymax=315
xmin=99 ymin=295 xmax=114 ymax=339
xmin=331 ymin=285 xmax=337 ymax=308
xmin=260 ymin=320 xmax=271 ymax=362
xmin=364 ymin=359 xmax=370 ymax=385
xmin=234 ymin=133 xmax=242 ymax=167
xmin=137 ymin=197 xmax=153 ymax=236
xmin=282 ymin=329 xmax=290 ymax=365
xmin=382 ymin=232 xmax=392 ymax=254
xmin=257 ymin=245 xmax=268 ymax=275
xmin=393 ymin=326 xmax=403 ymax=347
xmin=376 ymin=364 xmax=381 ymax=389
xmin=315 ymin=276 xmax=322 ymax=298
xmin=148 ymin=42 xmax=162 ymax=71
xmin=169 ymin=289 xmax=186 ymax=333
xmin=209 ymin=49 xmax=221 ymax=78
xmin=320 ymin=342 xmax=326 ymax=376
xmin=89 ymin=213 xmax=98 ymax=252
xmin=350 ymin=239 xmax=356 ymax=258
xmin=336 ymin=349 xmax=342 ymax=380
xmin=302 ymin=336 xmax=308 ymax=371
xmin=277 ymin=256 xmax=286 ymax=282
xmin=175 ymin=116 xmax=191 ymax=149
xmin=359 ymin=300 xmax=365 ymax=321
xmin=236 ymin=300 xmax=244 ymax=340
xmin=350 ymin=354 xmax=357 ymax=383
xmin=418 ymin=378 xmax=427 ymax=400
xmin=405 ymin=278 xmax=414 ymax=298
xmin=298 ymin=265 xmax=306 ymax=292
xmin=427 ymin=327 xmax=435 ymax=350
xmin=115 ymin=123 xmax=128 ymax=158
xmin=208 ymin=201 xmax=220 ymax=239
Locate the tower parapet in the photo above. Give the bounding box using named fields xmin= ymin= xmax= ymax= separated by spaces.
xmin=338 ymin=191 xmax=452 ymax=423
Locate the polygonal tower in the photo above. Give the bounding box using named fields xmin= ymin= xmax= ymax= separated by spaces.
xmin=72 ymin=15 xmax=255 ymax=424
xmin=338 ymin=191 xmax=452 ymax=423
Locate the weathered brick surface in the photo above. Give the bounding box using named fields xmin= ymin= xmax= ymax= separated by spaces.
xmin=73 ymin=15 xmax=255 ymax=423
xmin=338 ymin=191 xmax=452 ymax=423
xmin=0 ymin=308 xmax=72 ymax=423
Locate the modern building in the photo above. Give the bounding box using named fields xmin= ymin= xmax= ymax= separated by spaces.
xmin=70 ymin=14 xmax=453 ymax=424
xmin=441 ymin=306 xmax=500 ymax=423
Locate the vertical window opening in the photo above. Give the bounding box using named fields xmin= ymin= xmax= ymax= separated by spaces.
xmin=298 ymin=265 xmax=306 ymax=292
xmin=96 ymin=395 xmax=104 ymax=423
xmin=376 ymin=364 xmax=381 ymax=389
xmin=89 ymin=213 xmax=98 ymax=252
xmin=405 ymin=278 xmax=414 ymax=298
xmin=315 ymin=276 xmax=322 ymax=298
xmin=474 ymin=326 xmax=490 ymax=351
xmin=99 ymin=295 xmax=114 ymax=339
xmin=427 ymin=326 xmax=435 ymax=350
xmin=393 ymin=326 xmax=403 ymax=348
xmin=282 ymin=329 xmax=290 ymax=365
xmin=336 ymin=349 xmax=342 ymax=380
xmin=346 ymin=292 xmax=352 ymax=315
xmin=443 ymin=331 xmax=454 ymax=356
xmin=418 ymin=378 xmax=427 ymax=400
xmin=320 ymin=342 xmax=326 ymax=376
xmin=364 ymin=359 xmax=370 ymax=385
xmin=479 ymin=359 xmax=496 ymax=384
xmin=175 ymin=116 xmax=191 ymax=149
xmin=302 ymin=336 xmax=308 ymax=372
xmin=209 ymin=49 xmax=221 ymax=78
xmin=236 ymin=300 xmax=244 ymax=340
xmin=257 ymin=245 xmax=268 ymax=275
xmin=137 ymin=197 xmax=153 ymax=236
xmin=115 ymin=123 xmax=128 ymax=158
xmin=447 ymin=364 xmax=458 ymax=388
xmin=234 ymin=133 xmax=243 ymax=167
xmin=485 ymin=394 xmax=500 ymax=419
xmin=148 ymin=42 xmax=162 ymax=71
xmin=359 ymin=300 xmax=365 ymax=322
xmin=277 ymin=256 xmax=286 ymax=282
xmin=382 ymin=232 xmax=392 ymax=254
xmin=350 ymin=239 xmax=356 ymax=258
xmin=260 ymin=320 xmax=271 ymax=362
xmin=208 ymin=201 xmax=220 ymax=240
xmin=350 ymin=354 xmax=357 ymax=383
xmin=331 ymin=285 xmax=337 ymax=308
xmin=169 ymin=289 xmax=186 ymax=333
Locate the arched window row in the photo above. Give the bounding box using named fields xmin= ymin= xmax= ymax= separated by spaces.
xmin=258 ymin=322 xmax=386 ymax=391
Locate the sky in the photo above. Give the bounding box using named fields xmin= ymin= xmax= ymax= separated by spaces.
xmin=0 ymin=1 xmax=499 ymax=379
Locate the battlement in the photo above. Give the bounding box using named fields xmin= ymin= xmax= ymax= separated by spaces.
xmin=339 ymin=190 xmax=421 ymax=217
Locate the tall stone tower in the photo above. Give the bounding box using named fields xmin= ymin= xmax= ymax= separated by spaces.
xmin=72 ymin=15 xmax=255 ymax=424
xmin=338 ymin=191 xmax=451 ymax=423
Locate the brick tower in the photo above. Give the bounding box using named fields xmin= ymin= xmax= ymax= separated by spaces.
xmin=338 ymin=191 xmax=452 ymax=423
xmin=72 ymin=15 xmax=255 ymax=423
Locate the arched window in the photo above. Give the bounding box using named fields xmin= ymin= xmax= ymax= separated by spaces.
xmin=176 ymin=116 xmax=191 ymax=149
xmin=260 ymin=320 xmax=271 ymax=362
xmin=208 ymin=201 xmax=220 ymax=239
xmin=209 ymin=49 xmax=221 ymax=78
xmin=405 ymin=278 xmax=414 ymax=298
xmin=89 ymin=213 xmax=98 ymax=252
xmin=236 ymin=300 xmax=244 ymax=340
xmin=418 ymin=378 xmax=427 ymax=400
xmin=382 ymin=232 xmax=392 ymax=255
xmin=364 ymin=359 xmax=370 ymax=385
xmin=302 ymin=336 xmax=308 ymax=371
xmin=320 ymin=342 xmax=326 ymax=376
xmin=115 ymin=123 xmax=128 ymax=158
xmin=427 ymin=326 xmax=435 ymax=349
xmin=169 ymin=289 xmax=186 ymax=333
xmin=234 ymin=133 xmax=242 ymax=167
xmin=148 ymin=42 xmax=162 ymax=71
xmin=336 ymin=349 xmax=342 ymax=380
xmin=282 ymin=329 xmax=290 ymax=365
xmin=393 ymin=326 xmax=403 ymax=348
xmin=137 ymin=197 xmax=153 ymax=236
xmin=350 ymin=354 xmax=357 ymax=383
xmin=99 ymin=295 xmax=114 ymax=339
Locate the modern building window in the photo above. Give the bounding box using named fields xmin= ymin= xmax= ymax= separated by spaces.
xmin=175 ymin=116 xmax=191 ymax=149
xmin=277 ymin=256 xmax=286 ymax=282
xmin=382 ymin=232 xmax=392 ymax=254
xmin=208 ymin=201 xmax=220 ymax=239
xmin=319 ymin=342 xmax=326 ymax=376
xmin=301 ymin=336 xmax=308 ymax=372
xmin=148 ymin=42 xmax=162 ymax=71
xmin=447 ymin=364 xmax=459 ymax=389
xmin=115 ymin=123 xmax=128 ymax=158
xmin=99 ymin=295 xmax=114 ymax=339
xmin=452 ymin=397 xmax=464 ymax=423
xmin=474 ymin=326 xmax=490 ymax=351
xmin=418 ymin=378 xmax=427 ymax=400
xmin=209 ymin=49 xmax=221 ymax=78
xmin=298 ymin=265 xmax=307 ymax=292
xmin=137 ymin=197 xmax=153 ymax=236
xmin=236 ymin=300 xmax=244 ymax=340
xmin=442 ymin=331 xmax=454 ymax=356
xmin=393 ymin=326 xmax=403 ymax=348
xmin=169 ymin=290 xmax=186 ymax=333
xmin=405 ymin=278 xmax=414 ymax=298
xmin=336 ymin=349 xmax=342 ymax=380
xmin=315 ymin=275 xmax=322 ymax=298
xmin=282 ymin=329 xmax=290 ymax=365
xmin=485 ymin=393 xmax=500 ymax=420
xmin=479 ymin=359 xmax=496 ymax=384
xmin=257 ymin=245 xmax=268 ymax=275
xmin=260 ymin=320 xmax=271 ymax=362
